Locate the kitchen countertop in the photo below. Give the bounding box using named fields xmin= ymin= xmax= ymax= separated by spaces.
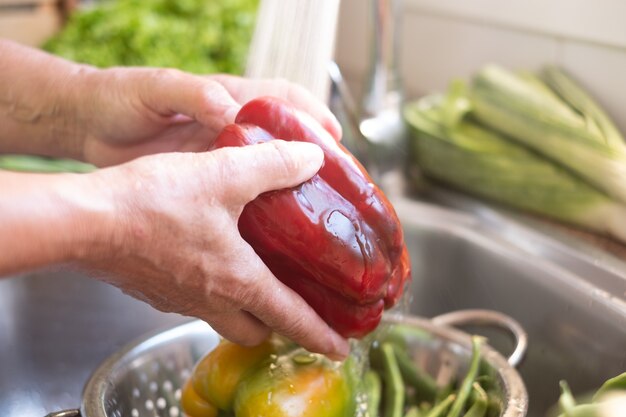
xmin=0 ymin=270 xmax=188 ymax=417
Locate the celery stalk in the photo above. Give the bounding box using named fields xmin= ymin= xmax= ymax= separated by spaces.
xmin=470 ymin=65 xmax=626 ymax=204
xmin=404 ymin=92 xmax=626 ymax=243
xmin=542 ymin=66 xmax=624 ymax=148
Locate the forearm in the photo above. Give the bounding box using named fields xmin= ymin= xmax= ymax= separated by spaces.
xmin=0 ymin=39 xmax=94 ymax=160
xmin=0 ymin=170 xmax=118 ymax=276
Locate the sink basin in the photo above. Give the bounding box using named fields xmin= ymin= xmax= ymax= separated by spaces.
xmin=393 ymin=197 xmax=626 ymax=417
xmin=3 ymin=194 xmax=625 ymax=417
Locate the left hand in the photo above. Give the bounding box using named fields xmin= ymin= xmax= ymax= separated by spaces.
xmin=77 ymin=68 xmax=341 ymax=167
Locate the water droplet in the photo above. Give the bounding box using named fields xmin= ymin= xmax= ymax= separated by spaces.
xmin=292 ymin=353 xmax=316 ymax=365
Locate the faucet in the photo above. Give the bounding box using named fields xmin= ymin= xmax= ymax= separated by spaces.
xmin=329 ymin=0 xmax=408 ymax=193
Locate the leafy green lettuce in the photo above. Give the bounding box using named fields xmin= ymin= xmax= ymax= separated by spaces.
xmin=44 ymin=0 xmax=258 ymax=74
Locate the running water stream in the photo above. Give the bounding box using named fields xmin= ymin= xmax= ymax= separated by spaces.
xmin=245 ymin=0 xmax=340 ymax=103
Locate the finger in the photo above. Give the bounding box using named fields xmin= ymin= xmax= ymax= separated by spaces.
xmin=201 ymin=310 xmax=271 ymax=347
xmin=234 ymin=242 xmax=350 ymax=360
xmin=138 ymin=69 xmax=240 ymax=130
xmin=213 ymin=140 xmax=324 ymax=205
xmin=210 ymin=74 xmax=342 ymax=142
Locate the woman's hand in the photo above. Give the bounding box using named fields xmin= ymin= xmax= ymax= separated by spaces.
xmin=90 ymin=141 xmax=348 ymax=359
xmin=0 ymin=140 xmax=349 ymax=359
xmin=78 ymin=68 xmax=342 ymax=167
xmin=0 ymin=40 xmax=341 ymax=166
xmin=0 ymin=40 xmax=349 ymax=359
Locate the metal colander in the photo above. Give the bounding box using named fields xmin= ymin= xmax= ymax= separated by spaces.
xmin=46 ymin=309 xmax=528 ymax=417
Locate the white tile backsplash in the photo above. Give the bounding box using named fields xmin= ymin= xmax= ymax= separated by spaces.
xmin=405 ymin=0 xmax=626 ymax=50
xmin=334 ymin=1 xmax=626 ymax=132
xmin=400 ymin=14 xmax=560 ymax=96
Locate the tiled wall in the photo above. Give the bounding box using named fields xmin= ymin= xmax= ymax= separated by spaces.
xmin=335 ymin=0 xmax=626 ymax=134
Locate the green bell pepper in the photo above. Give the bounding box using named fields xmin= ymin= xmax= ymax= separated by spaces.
xmin=184 ymin=336 xmax=360 ymax=417
xmin=234 ymin=347 xmax=359 ymax=417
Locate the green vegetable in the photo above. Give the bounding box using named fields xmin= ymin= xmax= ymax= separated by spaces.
xmin=425 ymin=394 xmax=456 ymax=417
xmin=404 ymin=406 xmax=423 ymax=417
xmin=471 ymin=65 xmax=626 ymax=204
xmin=559 ymin=381 xmax=577 ymax=416
xmin=44 ymin=0 xmax=258 ymax=75
xmin=364 ymin=370 xmax=383 ymax=417
xmin=592 ymin=372 xmax=626 ymax=401
xmin=556 ymin=372 xmax=626 ymax=417
xmin=446 ymin=337 xmax=483 ymax=417
xmin=435 ymin=383 xmax=455 ymax=407
xmin=0 ymin=155 xmax=95 ymax=173
xmin=381 ymin=342 xmax=406 ymax=417
xmin=542 ymin=66 xmax=624 ymax=148
xmin=393 ymin=344 xmax=437 ymax=402
xmin=232 ymin=346 xmax=358 ymax=417
xmin=462 ymin=383 xmax=488 ymax=417
xmin=404 ymin=87 xmax=626 ymax=243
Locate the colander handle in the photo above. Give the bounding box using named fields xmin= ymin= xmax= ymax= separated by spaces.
xmin=432 ymin=309 xmax=528 ymax=367
xmin=44 ymin=410 xmax=80 ymax=417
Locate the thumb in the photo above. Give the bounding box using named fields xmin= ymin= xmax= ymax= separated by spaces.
xmin=215 ymin=140 xmax=324 ymax=205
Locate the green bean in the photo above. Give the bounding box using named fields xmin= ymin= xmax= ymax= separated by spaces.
xmin=446 ymin=336 xmax=484 ymax=417
xmin=425 ymin=394 xmax=456 ymax=417
xmin=380 ymin=325 xmax=432 ymax=353
xmin=556 ymin=404 xmax=601 ymax=417
xmin=404 ymin=406 xmax=423 ymax=417
xmin=381 ymin=342 xmax=406 ymax=417
xmin=474 ymin=375 xmax=496 ymax=392
xmin=484 ymin=390 xmax=502 ymax=417
xmin=0 ymin=155 xmax=95 ymax=173
xmin=593 ymin=371 xmax=626 ymax=401
xmin=462 ymin=383 xmax=488 ymax=417
xmin=435 ymin=383 xmax=454 ymax=405
xmin=393 ymin=344 xmax=438 ymax=401
xmin=365 ymin=370 xmax=383 ymax=417
xmin=419 ymin=402 xmax=433 ymax=414
xmin=559 ymin=380 xmax=577 ymax=416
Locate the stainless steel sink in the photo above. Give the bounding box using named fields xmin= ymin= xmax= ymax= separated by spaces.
xmin=393 ymin=196 xmax=626 ymax=417
xmin=3 ymin=196 xmax=625 ymax=417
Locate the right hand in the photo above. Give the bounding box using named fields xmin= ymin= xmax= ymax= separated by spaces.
xmin=84 ymin=140 xmax=350 ymax=360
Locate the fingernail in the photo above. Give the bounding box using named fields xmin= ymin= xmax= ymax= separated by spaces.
xmin=327 ymin=332 xmax=350 ymax=361
xmin=294 ymin=142 xmax=324 ymax=171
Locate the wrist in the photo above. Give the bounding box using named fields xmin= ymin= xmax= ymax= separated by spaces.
xmin=0 ymin=170 xmax=122 ymax=276
xmin=0 ymin=40 xmax=98 ymax=160
xmin=61 ymin=168 xmax=128 ymax=265
xmin=54 ymin=62 xmax=99 ymax=161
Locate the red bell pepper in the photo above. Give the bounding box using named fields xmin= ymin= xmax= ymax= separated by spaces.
xmin=211 ymin=97 xmax=410 ymax=338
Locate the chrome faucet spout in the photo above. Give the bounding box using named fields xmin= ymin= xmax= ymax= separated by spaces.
xmin=329 ymin=0 xmax=408 ymax=192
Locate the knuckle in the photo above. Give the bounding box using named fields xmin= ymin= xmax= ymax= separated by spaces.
xmin=232 ymin=328 xmax=271 ymax=347
xmin=152 ymin=67 xmax=184 ymax=83
xmin=216 ymin=149 xmax=240 ymax=180
xmin=230 ymin=273 xmax=259 ymax=305
xmin=281 ymin=315 xmax=309 ymax=340
xmin=267 ymin=140 xmax=300 ymax=176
